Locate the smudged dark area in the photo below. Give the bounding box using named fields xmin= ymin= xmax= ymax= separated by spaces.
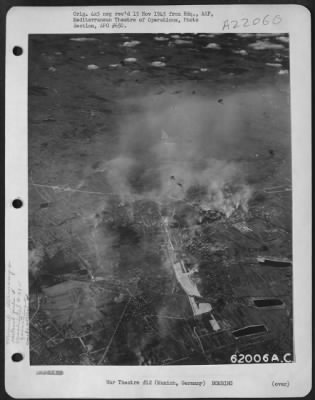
xmin=28 ymin=33 xmax=292 ymax=366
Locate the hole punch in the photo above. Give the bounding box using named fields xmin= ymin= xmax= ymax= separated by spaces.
xmin=12 ymin=353 xmax=23 ymax=362
xmin=12 ymin=198 xmax=23 ymax=209
xmin=13 ymin=46 xmax=23 ymax=56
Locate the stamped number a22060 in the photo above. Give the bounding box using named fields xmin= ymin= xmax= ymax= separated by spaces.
xmin=222 ymin=15 xmax=282 ymax=31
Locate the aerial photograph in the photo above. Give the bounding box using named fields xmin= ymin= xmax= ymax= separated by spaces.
xmin=28 ymin=33 xmax=293 ymax=365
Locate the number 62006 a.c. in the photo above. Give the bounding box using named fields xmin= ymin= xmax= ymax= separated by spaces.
xmin=230 ymin=353 xmax=292 ymax=363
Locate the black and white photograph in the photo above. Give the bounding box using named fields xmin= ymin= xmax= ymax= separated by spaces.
xmin=5 ymin=4 xmax=313 ymax=398
xmin=28 ymin=32 xmax=294 ymax=366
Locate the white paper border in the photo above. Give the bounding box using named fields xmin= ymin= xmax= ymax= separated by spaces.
xmin=5 ymin=4 xmax=312 ymax=398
